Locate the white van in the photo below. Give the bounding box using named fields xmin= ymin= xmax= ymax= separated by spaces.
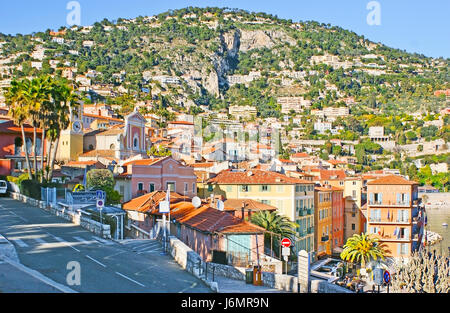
xmin=0 ymin=180 xmax=7 ymax=195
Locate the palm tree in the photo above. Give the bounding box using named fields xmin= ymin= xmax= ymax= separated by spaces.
xmin=46 ymin=79 xmax=79 ymax=182
xmin=5 ymin=79 xmax=33 ymax=179
xmin=251 ymin=210 xmax=299 ymax=257
xmin=340 ymin=233 xmax=388 ymax=270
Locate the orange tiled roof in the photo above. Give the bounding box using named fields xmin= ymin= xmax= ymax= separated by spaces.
xmin=319 ymin=169 xmax=347 ymax=180
xmin=207 ymin=169 xmax=313 ymax=185
xmin=224 ymin=199 xmax=277 ymax=212
xmin=122 ymin=191 xmax=189 ymax=213
xmin=291 ymin=152 xmax=309 ymax=158
xmin=190 ymin=162 xmax=214 ymax=168
xmin=80 ymin=150 xmax=116 ymax=158
xmin=122 ymin=157 xmax=169 ymax=167
xmin=367 ymin=175 xmax=418 ymax=185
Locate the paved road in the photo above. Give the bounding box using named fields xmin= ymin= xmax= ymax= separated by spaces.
xmin=0 ymin=197 xmax=211 ymax=293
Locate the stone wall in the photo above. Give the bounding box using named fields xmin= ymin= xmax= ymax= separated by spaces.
xmin=311 ymin=279 xmax=353 ymax=293
xmin=0 ymin=235 xmax=20 ymax=263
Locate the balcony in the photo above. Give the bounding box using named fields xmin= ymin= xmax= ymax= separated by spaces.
xmin=368 ymin=200 xmax=411 ymax=207
xmin=368 ymin=217 xmax=410 ymax=225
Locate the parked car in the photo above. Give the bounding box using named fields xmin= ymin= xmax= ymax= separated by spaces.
xmin=0 ymin=180 xmax=7 ymax=196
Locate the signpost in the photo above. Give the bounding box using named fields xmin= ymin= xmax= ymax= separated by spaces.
xmin=384 ymin=270 xmax=391 ymax=293
xmin=96 ymin=190 xmax=106 ymax=236
xmin=281 ymin=238 xmax=291 ymax=274
xmin=281 ymin=238 xmax=292 ymax=248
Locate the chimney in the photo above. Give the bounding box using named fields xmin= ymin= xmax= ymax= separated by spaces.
xmin=241 ymin=203 xmax=245 ymax=221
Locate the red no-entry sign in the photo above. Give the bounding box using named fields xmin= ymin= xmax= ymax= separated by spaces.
xmin=281 ymin=238 xmax=292 ymax=248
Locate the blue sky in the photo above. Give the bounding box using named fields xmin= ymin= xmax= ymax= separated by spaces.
xmin=1 ymin=0 xmax=448 ymax=58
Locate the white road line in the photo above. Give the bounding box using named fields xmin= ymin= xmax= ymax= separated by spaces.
xmin=115 ymin=272 xmax=145 ymax=287
xmin=8 ymin=211 xmax=27 ymax=222
xmin=11 ymin=238 xmax=29 ymax=248
xmin=73 ymin=236 xmax=91 ymax=244
xmin=85 ymin=255 xmax=107 ymax=268
xmin=33 ymin=237 xmax=47 ymax=244
xmin=52 ymin=236 xmax=80 ymax=252
xmin=93 ymin=236 xmax=113 ymax=245
xmin=137 ymin=246 xmax=162 ymax=254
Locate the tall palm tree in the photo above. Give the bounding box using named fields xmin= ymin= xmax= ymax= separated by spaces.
xmin=22 ymin=76 xmax=52 ymax=181
xmin=46 ymin=79 xmax=79 ymax=182
xmin=340 ymin=233 xmax=388 ymax=269
xmin=5 ymin=79 xmax=33 ymax=179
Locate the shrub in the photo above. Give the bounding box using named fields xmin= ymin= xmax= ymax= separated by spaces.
xmin=20 ymin=180 xmax=42 ymax=200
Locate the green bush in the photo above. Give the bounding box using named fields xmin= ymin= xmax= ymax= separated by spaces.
xmin=20 ymin=180 xmax=42 ymax=200
xmin=87 ymin=210 xmax=117 ymax=237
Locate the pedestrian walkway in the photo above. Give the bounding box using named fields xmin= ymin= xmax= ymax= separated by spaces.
xmin=118 ymin=239 xmax=164 ymax=255
xmin=213 ymin=275 xmax=286 ymax=293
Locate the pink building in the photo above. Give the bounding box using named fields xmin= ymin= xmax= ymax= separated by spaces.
xmin=121 ymin=156 xmax=197 ymax=199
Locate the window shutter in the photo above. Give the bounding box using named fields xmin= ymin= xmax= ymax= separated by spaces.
xmin=397 ymin=243 xmax=401 ymax=255
xmin=370 ymin=193 xmax=374 ymax=204
xmin=379 ymin=193 xmax=383 ymax=204
xmin=405 ymin=193 xmax=410 ymax=206
xmin=397 ymin=193 xmax=401 ymax=204
xmin=405 ymin=227 xmax=410 ymax=240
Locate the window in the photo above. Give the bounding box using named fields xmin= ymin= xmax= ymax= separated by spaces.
xmin=262 ymin=185 xmax=269 ymax=192
xmin=241 ymin=185 xmax=249 ymax=192
xmin=134 ymin=138 xmax=139 ymax=149
xmin=110 ymin=144 xmax=115 ymax=150
xmin=351 ymin=224 xmax=355 ymax=230
xmin=193 ymin=183 xmax=196 ymax=194
xmin=149 ymin=183 xmax=155 ymax=192
xmin=138 ymin=183 xmax=144 ymax=191
xmin=277 ymin=185 xmax=284 ymax=193
xmin=207 ymin=185 xmax=213 ymax=192
xmin=352 ymin=190 xmax=357 ymax=198
xmin=166 ymin=182 xmax=175 ymax=192
xmin=184 ymin=183 xmax=188 ymax=193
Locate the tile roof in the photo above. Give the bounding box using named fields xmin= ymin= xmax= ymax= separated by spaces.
xmin=291 ymin=152 xmax=309 ymax=158
xmin=207 ymin=169 xmax=313 ymax=185
xmin=367 ymin=175 xmax=418 ymax=185
xmin=224 ymin=199 xmax=278 ymax=212
xmin=80 ymin=150 xmax=116 ymax=158
xmin=318 ymin=169 xmax=347 ymax=180
xmin=190 ymin=162 xmax=214 ymax=168
xmin=0 ymin=120 xmax=43 ymax=134
xmin=122 ymin=191 xmax=190 ymax=213
xmin=122 ymin=157 xmax=169 ymax=167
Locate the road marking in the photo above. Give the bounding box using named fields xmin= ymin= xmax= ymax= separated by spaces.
xmin=115 ymin=272 xmax=145 ymax=287
xmin=85 ymin=255 xmax=107 ymax=268
xmin=73 ymin=236 xmax=91 ymax=244
xmin=8 ymin=211 xmax=27 ymax=222
xmin=93 ymin=236 xmax=113 ymax=245
xmin=52 ymin=236 xmax=80 ymax=252
xmin=4 ymin=259 xmax=77 ymax=293
xmin=178 ymin=282 xmax=198 ymax=293
xmin=11 ymin=238 xmax=29 ymax=248
xmin=33 ymin=237 xmax=47 ymax=244
xmin=137 ymin=247 xmax=162 ymax=254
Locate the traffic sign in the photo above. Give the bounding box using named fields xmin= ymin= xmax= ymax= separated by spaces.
xmin=383 ymin=270 xmax=391 ymax=284
xmin=96 ymin=199 xmax=104 ymax=209
xmin=282 ymin=247 xmax=290 ymax=256
xmin=96 ymin=190 xmax=106 ymax=200
xmin=281 ymin=238 xmax=292 ymax=248
xmin=159 ymin=200 xmax=170 ymax=213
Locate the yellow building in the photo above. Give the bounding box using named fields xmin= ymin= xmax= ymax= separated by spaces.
xmin=205 ymin=169 xmax=315 ymax=254
xmin=56 ymin=104 xmax=84 ymax=162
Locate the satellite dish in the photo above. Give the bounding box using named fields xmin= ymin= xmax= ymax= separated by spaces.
xmin=117 ymin=167 xmax=124 ymax=174
xmin=217 ymin=200 xmax=224 ymax=211
xmin=192 ymin=196 xmax=201 ymax=208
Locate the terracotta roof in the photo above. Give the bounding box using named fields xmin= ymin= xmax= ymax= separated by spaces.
xmin=367 ymin=175 xmax=418 ymax=185
xmin=83 ymin=113 xmax=124 ymax=123
xmin=122 ymin=157 xmax=169 ymax=167
xmin=0 ymin=120 xmax=43 ymax=134
xmin=80 ymin=150 xmax=116 ymax=158
xmin=122 ymin=191 xmax=189 ymax=213
xmin=318 ymin=170 xmax=347 ymax=181
xmin=65 ymin=160 xmax=103 ymax=167
xmin=291 ymin=152 xmax=309 ymax=158
xmin=98 ymin=127 xmax=124 ymax=136
xmin=190 ymin=162 xmax=214 ymax=168
xmin=224 ymin=199 xmax=277 ymax=212
xmin=168 ymin=121 xmax=194 ymax=126
xmin=207 ymin=169 xmax=313 ymax=185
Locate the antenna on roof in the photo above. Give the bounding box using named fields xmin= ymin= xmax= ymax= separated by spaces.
xmin=217 ymin=200 xmax=224 ymax=211
xmin=192 ymin=196 xmax=201 ymax=209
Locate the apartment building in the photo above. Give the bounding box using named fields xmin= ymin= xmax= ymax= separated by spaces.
xmin=314 ymin=187 xmax=332 ymax=259
xmin=205 ymin=169 xmax=315 ymax=254
xmin=366 ymin=175 xmax=425 ymax=260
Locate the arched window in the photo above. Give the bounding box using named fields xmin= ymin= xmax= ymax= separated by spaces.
xmin=133 ymin=134 xmax=139 ymax=150
xmin=110 ymin=144 xmax=116 ymax=150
